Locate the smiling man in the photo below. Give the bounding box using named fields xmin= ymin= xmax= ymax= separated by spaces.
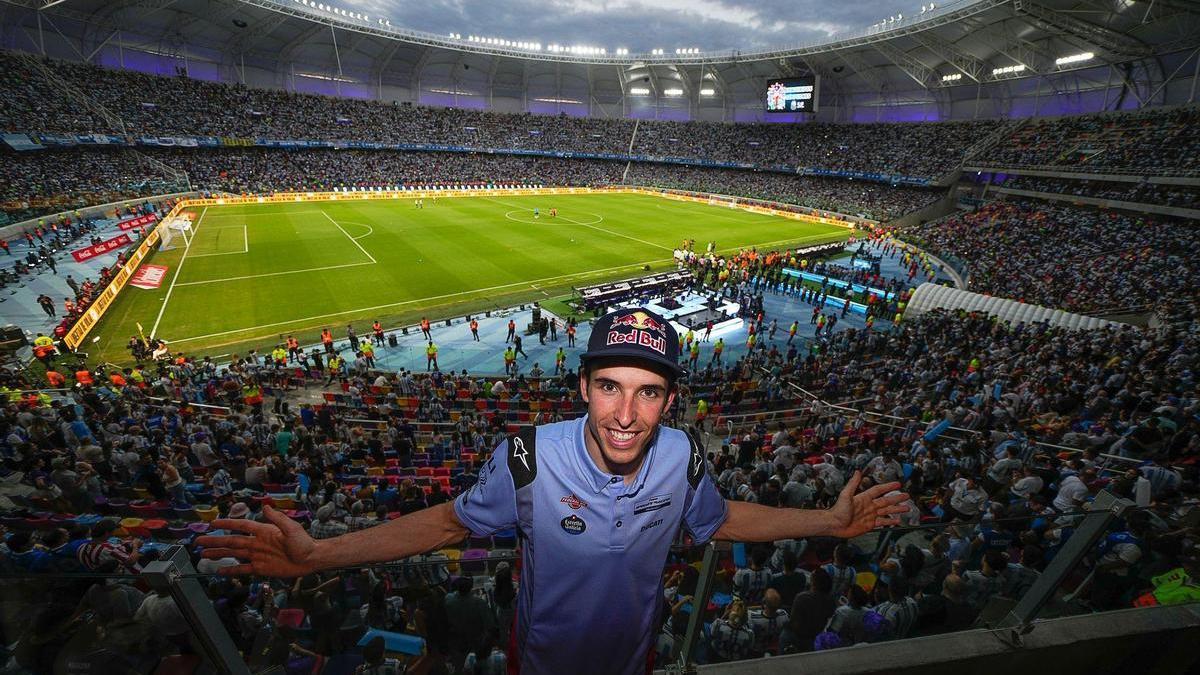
xmin=197 ymin=307 xmax=908 ymax=675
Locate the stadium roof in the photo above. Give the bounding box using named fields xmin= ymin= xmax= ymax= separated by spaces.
xmin=3 ymin=0 xmax=1199 ymax=116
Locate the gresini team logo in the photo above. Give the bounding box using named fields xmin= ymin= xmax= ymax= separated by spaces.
xmin=560 ymin=494 xmax=587 ymax=510
xmin=560 ymin=515 xmax=587 ymax=535
xmin=608 ymin=311 xmax=668 ymax=355
xmin=633 ymin=494 xmax=672 ymax=515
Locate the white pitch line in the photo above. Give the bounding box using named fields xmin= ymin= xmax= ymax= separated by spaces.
xmin=189 ymin=225 xmax=250 ymax=258
xmin=202 ymin=209 xmax=328 ymax=218
xmin=167 ymin=231 xmax=843 ymax=345
xmin=322 ymin=211 xmax=377 ymax=263
xmin=149 ymin=205 xmax=207 ymax=338
xmin=173 ymin=261 xmax=375 ymax=286
xmin=484 ymin=197 xmax=671 ymax=252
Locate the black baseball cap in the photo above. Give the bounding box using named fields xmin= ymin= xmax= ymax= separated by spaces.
xmin=580 ymin=307 xmax=684 ymax=377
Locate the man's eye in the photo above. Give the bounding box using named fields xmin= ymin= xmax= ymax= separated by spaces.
xmin=640 ymin=389 xmax=659 ymax=399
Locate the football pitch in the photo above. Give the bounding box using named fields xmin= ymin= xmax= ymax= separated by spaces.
xmin=89 ymin=192 xmax=850 ymax=363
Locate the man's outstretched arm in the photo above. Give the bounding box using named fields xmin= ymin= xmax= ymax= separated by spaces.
xmin=195 ymin=502 xmax=468 ymax=577
xmin=714 ymin=471 xmax=909 ymax=542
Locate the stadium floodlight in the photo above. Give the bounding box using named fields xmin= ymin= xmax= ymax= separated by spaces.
xmin=941 ymin=73 xmax=962 ymax=81
xmin=630 ymin=87 xmax=651 ymax=95
xmin=1056 ymin=51 xmax=1095 ymax=65
xmin=992 ymin=64 xmax=1026 ymax=75
xmin=700 ymin=88 xmax=716 ymax=95
xmin=664 ymin=88 xmax=683 ymax=96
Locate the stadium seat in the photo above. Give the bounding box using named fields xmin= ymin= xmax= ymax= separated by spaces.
xmin=172 ymin=506 xmax=197 ymax=521
xmin=856 ymin=571 xmax=878 ymax=592
xmin=194 ymin=506 xmax=218 ymax=522
xmin=438 ymin=548 xmax=462 ymax=573
xmin=119 ymin=517 xmax=146 ymax=537
xmin=187 ymin=522 xmax=210 ymax=535
xmin=276 ymin=608 xmax=306 ymax=629
xmin=460 ymin=548 xmax=489 ymax=574
xmin=153 ymin=654 xmax=201 ymax=675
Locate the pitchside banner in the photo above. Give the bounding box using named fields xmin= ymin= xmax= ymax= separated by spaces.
xmin=118 ymin=213 xmax=159 ymax=231
xmin=129 ymin=264 xmax=168 ymax=289
xmin=71 ymin=233 xmax=132 ymax=262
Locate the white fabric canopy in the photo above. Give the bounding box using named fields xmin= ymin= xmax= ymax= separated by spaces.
xmin=905 ymin=283 xmax=1119 ymax=330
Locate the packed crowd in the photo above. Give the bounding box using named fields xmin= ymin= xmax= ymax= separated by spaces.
xmin=0 ymin=147 xmax=184 ymax=223
xmin=973 ymin=106 xmax=1200 ymax=174
xmin=0 ymin=288 xmax=1195 ymax=671
xmin=3 ymin=146 xmax=947 ymax=223
xmin=901 ymin=199 xmax=1200 ymax=313
xmin=1 ymin=50 xmax=991 ymax=179
xmin=626 ymin=163 xmax=943 ymax=221
xmin=993 ymin=175 xmax=1200 ymax=210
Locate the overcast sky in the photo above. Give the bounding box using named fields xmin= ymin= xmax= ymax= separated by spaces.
xmin=342 ymin=0 xmax=933 ymax=53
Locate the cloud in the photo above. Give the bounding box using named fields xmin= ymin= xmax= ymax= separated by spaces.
xmin=344 ymin=0 xmax=921 ymax=52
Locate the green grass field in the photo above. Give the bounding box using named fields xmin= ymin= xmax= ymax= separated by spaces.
xmin=88 ymin=192 xmax=850 ymax=363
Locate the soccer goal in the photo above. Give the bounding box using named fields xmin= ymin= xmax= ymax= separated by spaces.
xmin=158 ymin=214 xmax=194 ymax=251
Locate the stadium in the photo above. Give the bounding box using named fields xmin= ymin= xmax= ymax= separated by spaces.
xmin=0 ymin=0 xmax=1198 ymax=672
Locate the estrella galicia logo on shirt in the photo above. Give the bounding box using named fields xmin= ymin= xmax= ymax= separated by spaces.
xmin=633 ymin=494 xmax=672 ymax=515
xmin=560 ymin=514 xmax=587 ymax=535
xmin=560 ymin=494 xmax=587 ymax=510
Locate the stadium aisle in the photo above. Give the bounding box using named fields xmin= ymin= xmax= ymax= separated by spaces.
xmin=2 ymin=214 xmax=140 ymax=339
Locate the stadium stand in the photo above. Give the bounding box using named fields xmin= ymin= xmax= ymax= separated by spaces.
xmin=0 ymin=2 xmax=1198 ymax=671
xmin=899 ymin=200 xmax=1200 ymax=314
xmin=990 ymin=175 xmax=1200 ymax=209
xmin=969 ymin=107 xmax=1200 ymax=174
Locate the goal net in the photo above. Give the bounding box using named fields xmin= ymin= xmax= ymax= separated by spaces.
xmin=158 ymin=214 xmax=194 ymax=251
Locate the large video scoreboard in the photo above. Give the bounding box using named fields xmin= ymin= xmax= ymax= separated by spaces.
xmin=765 ymin=77 xmax=819 ymax=113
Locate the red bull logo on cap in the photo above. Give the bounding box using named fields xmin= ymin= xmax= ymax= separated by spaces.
xmin=610 ymin=311 xmax=666 ymax=335
xmin=607 ymin=311 xmax=668 ymax=355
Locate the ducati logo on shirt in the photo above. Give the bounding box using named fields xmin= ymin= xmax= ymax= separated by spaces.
xmin=560 ymin=514 xmax=587 ymax=535
xmin=560 ymin=494 xmax=588 ymax=510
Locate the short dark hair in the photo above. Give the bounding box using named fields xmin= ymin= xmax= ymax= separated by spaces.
xmin=810 ymin=567 xmax=833 ymax=593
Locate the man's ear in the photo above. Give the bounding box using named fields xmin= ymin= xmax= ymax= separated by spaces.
xmin=579 ymin=370 xmax=589 ymax=403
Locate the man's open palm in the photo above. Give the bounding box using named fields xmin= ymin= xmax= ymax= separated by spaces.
xmin=195 ymin=505 xmax=318 ymax=577
xmin=828 ymin=471 xmax=911 ymax=539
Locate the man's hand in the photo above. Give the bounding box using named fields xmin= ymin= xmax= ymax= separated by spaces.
xmin=195 ymin=505 xmax=318 ymax=578
xmin=827 ymin=470 xmax=911 ymax=540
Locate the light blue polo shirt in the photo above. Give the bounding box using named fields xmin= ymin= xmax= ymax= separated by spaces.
xmin=454 ymin=416 xmax=728 ymax=675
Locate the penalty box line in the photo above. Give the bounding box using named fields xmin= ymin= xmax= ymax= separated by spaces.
xmin=173 ymin=209 xmax=378 ymax=286
xmin=188 ymin=224 xmax=249 ymax=258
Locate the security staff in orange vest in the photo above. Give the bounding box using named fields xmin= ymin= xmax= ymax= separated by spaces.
xmin=372 ymin=321 xmax=384 ymax=346
xmin=321 ymin=328 xmax=335 ymax=355
xmin=420 ymin=317 xmax=432 ymax=340
xmin=469 ymin=318 xmax=479 ymax=341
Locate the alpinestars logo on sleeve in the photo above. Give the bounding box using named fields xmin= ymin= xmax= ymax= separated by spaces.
xmin=512 ymin=436 xmax=530 ymax=470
